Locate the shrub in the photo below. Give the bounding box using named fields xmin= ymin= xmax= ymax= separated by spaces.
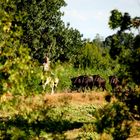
xmin=94 ymin=101 xmax=132 ymax=140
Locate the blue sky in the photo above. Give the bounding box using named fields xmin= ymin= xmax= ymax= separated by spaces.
xmin=61 ymin=0 xmax=140 ymax=39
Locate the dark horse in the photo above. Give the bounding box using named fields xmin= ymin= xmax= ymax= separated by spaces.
xmin=92 ymin=75 xmax=106 ymax=91
xmin=109 ymin=75 xmax=120 ymax=92
xmin=71 ymin=75 xmax=94 ymax=91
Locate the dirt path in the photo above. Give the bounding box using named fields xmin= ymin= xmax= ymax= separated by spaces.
xmin=43 ymin=91 xmax=107 ymax=106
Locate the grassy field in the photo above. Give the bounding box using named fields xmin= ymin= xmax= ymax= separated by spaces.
xmin=0 ymin=91 xmax=140 ymax=139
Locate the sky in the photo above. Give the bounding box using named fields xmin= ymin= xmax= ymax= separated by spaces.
xmin=61 ymin=0 xmax=140 ymax=40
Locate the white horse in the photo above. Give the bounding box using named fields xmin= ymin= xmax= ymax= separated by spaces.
xmin=42 ymin=56 xmax=59 ymax=94
xmin=43 ymin=76 xmax=59 ymax=94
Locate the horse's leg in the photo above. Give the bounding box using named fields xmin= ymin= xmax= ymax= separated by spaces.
xmin=51 ymin=87 xmax=54 ymax=95
xmin=43 ymin=81 xmax=47 ymax=90
xmin=51 ymin=82 xmax=54 ymax=95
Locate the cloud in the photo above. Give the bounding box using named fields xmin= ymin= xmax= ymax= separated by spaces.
xmin=62 ymin=0 xmax=139 ymax=39
xmin=63 ymin=8 xmax=107 ymax=23
xmin=64 ymin=9 xmax=88 ymax=22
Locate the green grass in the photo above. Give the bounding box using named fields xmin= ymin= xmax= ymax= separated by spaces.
xmin=51 ymin=62 xmax=114 ymax=93
xmin=0 ymin=92 xmax=140 ymax=140
xmin=0 ymin=92 xmax=105 ymax=139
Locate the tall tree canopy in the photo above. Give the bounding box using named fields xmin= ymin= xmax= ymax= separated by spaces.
xmin=0 ymin=0 xmax=84 ymax=94
xmin=0 ymin=0 xmax=43 ymax=94
xmin=107 ymin=9 xmax=140 ymax=84
xmin=109 ymin=9 xmax=140 ymax=33
xmin=13 ymin=0 xmax=66 ymax=61
xmin=1 ymin=0 xmax=83 ymax=63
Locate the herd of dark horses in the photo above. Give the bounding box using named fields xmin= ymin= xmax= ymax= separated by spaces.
xmin=71 ymin=75 xmax=124 ymax=92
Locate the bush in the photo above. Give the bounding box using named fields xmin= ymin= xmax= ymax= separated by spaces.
xmin=94 ymin=101 xmax=132 ymax=140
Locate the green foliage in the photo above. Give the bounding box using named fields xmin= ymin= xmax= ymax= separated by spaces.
xmin=53 ymin=25 xmax=84 ymax=63
xmin=109 ymin=9 xmax=132 ymax=32
xmin=53 ymin=62 xmax=117 ymax=92
xmin=104 ymin=89 xmax=140 ymax=139
xmin=107 ymin=9 xmax=140 ymax=84
xmin=78 ymin=41 xmax=114 ymax=71
xmin=120 ymin=12 xmax=131 ymax=31
xmin=0 ymin=94 xmax=99 ymax=139
xmin=0 ymin=0 xmax=44 ymax=95
xmin=94 ymin=102 xmax=132 ymax=140
xmin=105 ymin=28 xmax=140 ymax=84
xmin=1 ymin=2 xmax=140 ymax=139
xmin=15 ymin=0 xmax=66 ymax=61
xmin=0 ymin=0 xmax=84 ymax=65
xmin=0 ymin=91 xmax=140 ymax=139
xmin=109 ymin=9 xmax=122 ymax=30
xmin=129 ymin=35 xmax=140 ymax=84
xmin=106 ymin=33 xmax=134 ymax=60
xmin=78 ymin=126 xmax=100 ymax=140
xmin=115 ymin=89 xmax=140 ymax=119
xmin=80 ymin=43 xmax=96 ymax=68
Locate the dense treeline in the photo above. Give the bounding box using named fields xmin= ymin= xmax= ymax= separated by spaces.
xmin=1 ymin=1 xmax=140 ymax=95
xmin=0 ymin=1 xmax=140 ymax=94
xmin=0 ymin=0 xmax=140 ymax=139
xmin=0 ymin=0 xmax=84 ymax=94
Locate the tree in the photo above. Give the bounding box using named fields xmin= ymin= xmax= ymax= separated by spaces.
xmin=14 ymin=0 xmax=67 ymax=62
xmin=5 ymin=0 xmax=84 ymax=64
xmin=0 ymin=0 xmax=67 ymax=62
xmin=109 ymin=9 xmax=140 ymax=34
xmin=52 ymin=24 xmax=84 ymax=63
xmin=109 ymin=9 xmax=123 ymax=31
xmin=129 ymin=35 xmax=140 ymax=84
xmin=78 ymin=40 xmax=113 ymax=70
xmin=0 ymin=0 xmax=84 ymax=94
xmin=0 ymin=0 xmax=43 ymax=95
xmin=108 ymin=9 xmax=140 ymax=84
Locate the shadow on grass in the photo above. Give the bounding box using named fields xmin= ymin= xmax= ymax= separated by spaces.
xmin=0 ymin=114 xmax=83 ymax=139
